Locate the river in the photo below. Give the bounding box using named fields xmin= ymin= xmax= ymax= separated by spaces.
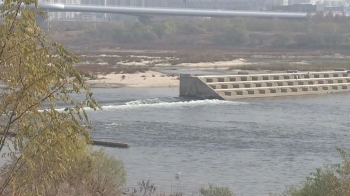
xmin=82 ymin=87 xmax=350 ymax=196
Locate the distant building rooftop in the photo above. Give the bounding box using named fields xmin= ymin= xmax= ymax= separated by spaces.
xmin=272 ymin=4 xmax=317 ymax=12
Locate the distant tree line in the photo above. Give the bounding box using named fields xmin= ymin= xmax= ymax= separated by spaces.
xmin=52 ymin=13 xmax=350 ymax=49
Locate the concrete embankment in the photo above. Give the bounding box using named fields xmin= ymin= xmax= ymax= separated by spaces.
xmin=179 ymin=70 xmax=350 ymax=100
xmin=92 ymin=140 xmax=129 ymax=148
xmin=0 ymin=133 xmax=129 ymax=149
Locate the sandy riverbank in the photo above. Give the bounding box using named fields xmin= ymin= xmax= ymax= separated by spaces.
xmin=86 ymin=71 xmax=179 ymax=88
xmin=81 ymin=57 xmax=251 ymax=88
xmin=83 ymin=59 xmax=251 ymax=88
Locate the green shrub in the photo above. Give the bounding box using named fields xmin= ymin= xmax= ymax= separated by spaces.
xmin=200 ymin=184 xmax=235 ymax=196
xmin=58 ymin=149 xmax=126 ymax=196
xmin=274 ymin=147 xmax=350 ymax=196
xmin=272 ymin=33 xmax=290 ymax=47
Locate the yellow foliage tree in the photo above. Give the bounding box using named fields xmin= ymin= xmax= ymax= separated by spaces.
xmin=0 ymin=0 xmax=99 ymax=195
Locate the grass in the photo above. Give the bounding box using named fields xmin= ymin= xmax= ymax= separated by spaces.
xmin=76 ymin=51 xmax=350 ymax=78
xmin=121 ymin=181 xmax=235 ymax=196
xmin=76 ymin=49 xmax=350 ymax=70
xmin=78 ymin=51 xmax=237 ymax=67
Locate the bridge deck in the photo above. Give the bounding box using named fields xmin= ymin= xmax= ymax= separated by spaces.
xmin=0 ymin=2 xmax=308 ymax=19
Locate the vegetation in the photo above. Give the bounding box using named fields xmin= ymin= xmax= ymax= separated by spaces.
xmin=0 ymin=0 xmax=132 ymax=195
xmin=51 ymin=14 xmax=350 ymax=50
xmin=120 ymin=181 xmax=235 ymax=196
xmin=273 ymin=147 xmax=350 ymax=196
xmin=200 ymin=184 xmax=235 ymax=196
xmin=2 ymin=0 xmax=350 ymax=195
xmin=56 ymin=150 xmax=126 ymax=195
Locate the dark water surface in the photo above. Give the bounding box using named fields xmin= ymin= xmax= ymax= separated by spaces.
xmin=83 ymin=88 xmax=350 ymax=196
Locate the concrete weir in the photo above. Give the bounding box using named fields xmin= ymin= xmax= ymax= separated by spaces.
xmin=179 ymin=71 xmax=350 ymax=100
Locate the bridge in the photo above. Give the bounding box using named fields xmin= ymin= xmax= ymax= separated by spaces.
xmin=0 ymin=2 xmax=308 ymax=19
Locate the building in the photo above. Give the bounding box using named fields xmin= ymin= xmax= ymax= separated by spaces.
xmin=166 ymin=0 xmax=270 ymax=10
xmin=323 ymin=0 xmax=346 ymax=6
xmin=289 ymin=0 xmax=347 ymax=5
xmin=80 ymin=0 xmax=104 ymax=5
xmin=324 ymin=5 xmax=350 ymax=16
xmin=288 ymin=0 xmax=311 ymax=5
xmin=269 ymin=0 xmax=288 ymax=6
xmin=272 ymin=3 xmax=317 ymax=12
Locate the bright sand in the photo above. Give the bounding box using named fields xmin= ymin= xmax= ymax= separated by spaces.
xmin=85 ymin=59 xmax=249 ymax=88
xmin=86 ymin=71 xmax=179 ymax=88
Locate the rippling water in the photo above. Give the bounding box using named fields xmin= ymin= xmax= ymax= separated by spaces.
xmin=82 ymin=87 xmax=350 ymax=196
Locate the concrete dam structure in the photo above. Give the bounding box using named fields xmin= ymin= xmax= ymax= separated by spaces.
xmin=179 ymin=70 xmax=350 ymax=100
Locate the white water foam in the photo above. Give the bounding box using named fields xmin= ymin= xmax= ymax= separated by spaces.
xmin=126 ymin=98 xmax=163 ymax=105
xmin=46 ymin=98 xmax=246 ymax=112
xmin=101 ymin=98 xmax=246 ymax=111
xmin=105 ymin=122 xmax=121 ymax=126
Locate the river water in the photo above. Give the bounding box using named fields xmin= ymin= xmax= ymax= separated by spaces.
xmin=83 ymin=87 xmax=350 ymax=196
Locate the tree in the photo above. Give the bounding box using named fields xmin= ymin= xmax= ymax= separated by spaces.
xmin=294 ymin=32 xmax=325 ymax=48
xmin=55 ymin=150 xmax=126 ymax=195
xmin=178 ymin=22 xmax=205 ymax=35
xmin=125 ymin=22 xmax=158 ymax=43
xmin=0 ymin=0 xmax=99 ymax=195
xmin=152 ymin=21 xmax=176 ymax=39
xmin=213 ymin=24 xmax=249 ymax=46
xmin=112 ymin=24 xmax=127 ymax=42
xmin=275 ymin=148 xmax=350 ymax=196
xmin=272 ymin=33 xmax=290 ymax=47
xmin=138 ymin=16 xmax=152 ymax=26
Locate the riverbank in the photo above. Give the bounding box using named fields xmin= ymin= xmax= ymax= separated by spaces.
xmin=74 ymin=47 xmax=350 ymax=89
xmin=85 ymin=71 xmax=179 ymax=88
